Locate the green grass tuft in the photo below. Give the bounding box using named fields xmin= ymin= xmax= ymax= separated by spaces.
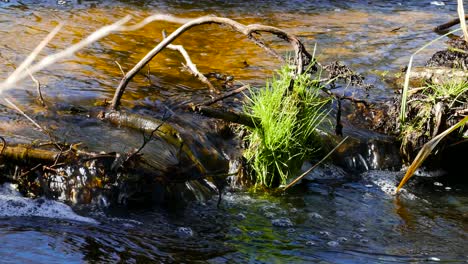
xmin=243 ymin=64 xmax=330 ymax=188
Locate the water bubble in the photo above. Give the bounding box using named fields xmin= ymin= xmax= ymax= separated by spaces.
xmin=264 ymin=212 xmax=276 ymax=219
xmin=305 ymin=241 xmax=316 ymax=246
xmin=289 ymin=208 xmax=298 ymax=214
xmin=236 ymin=213 xmax=246 ymax=220
xmin=272 ymin=217 xmax=294 ymax=227
xmin=357 ymin=228 xmax=368 ymax=233
xmin=336 ymin=211 xmax=346 ymax=217
xmin=248 ymin=230 xmax=263 ymax=237
xmin=308 ymin=212 xmax=323 ymax=219
xmin=337 ymin=237 xmax=348 ymax=243
xmin=287 ymin=228 xmax=296 ymax=233
xmin=445 ymin=187 xmax=452 ymax=191
xmin=360 ymin=239 xmax=369 ymax=243
xmin=319 ymin=231 xmax=331 ymax=237
xmin=327 ymin=241 xmax=339 ymax=247
xmin=430 ymin=1 xmax=445 ymax=6
xmin=229 ymin=227 xmax=243 ymax=235
xmin=426 ymin=257 xmax=440 ymax=261
xmin=434 ymin=182 xmax=443 ymax=187
xmin=352 ymin=233 xmax=363 ymax=239
xmin=175 ymin=227 xmax=193 ymax=238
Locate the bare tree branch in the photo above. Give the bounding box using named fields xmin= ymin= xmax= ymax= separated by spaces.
xmin=110 ymin=15 xmax=311 ymax=110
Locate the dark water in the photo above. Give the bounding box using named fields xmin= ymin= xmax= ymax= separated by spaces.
xmin=0 ymin=0 xmax=467 ymax=263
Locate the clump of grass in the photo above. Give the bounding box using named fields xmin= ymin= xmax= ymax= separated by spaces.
xmin=243 ymin=64 xmax=330 ymax=188
xmin=400 ymin=79 xmax=468 ymax=162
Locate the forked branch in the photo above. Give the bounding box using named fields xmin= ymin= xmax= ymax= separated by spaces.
xmin=110 ymin=15 xmax=312 ymax=110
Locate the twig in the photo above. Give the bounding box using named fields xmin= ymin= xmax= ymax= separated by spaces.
xmin=198 ymin=84 xmax=249 ymax=106
xmin=283 ymin=136 xmax=349 ymax=191
xmin=27 ymin=69 xmax=45 ymax=107
xmin=4 ymin=98 xmax=59 ymax=147
xmin=434 ymin=15 xmax=468 ymax=32
xmin=110 ymin=15 xmax=311 ymax=109
xmin=5 ymin=98 xmax=44 ymax=132
xmin=166 ymin=41 xmax=217 ymax=92
xmin=17 ymin=163 xmax=43 ymax=179
xmin=114 ymin=61 xmax=125 ymax=77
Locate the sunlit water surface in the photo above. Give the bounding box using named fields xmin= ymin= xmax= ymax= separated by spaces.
xmin=0 ymin=0 xmax=467 ymax=263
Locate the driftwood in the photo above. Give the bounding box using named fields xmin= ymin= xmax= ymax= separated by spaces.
xmin=110 ymin=16 xmax=312 ymax=110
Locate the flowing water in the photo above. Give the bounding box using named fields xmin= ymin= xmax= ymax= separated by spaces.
xmin=0 ymin=0 xmax=467 ymax=263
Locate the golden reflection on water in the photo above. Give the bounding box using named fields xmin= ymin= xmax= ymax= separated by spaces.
xmin=0 ymin=4 xmax=451 ymax=107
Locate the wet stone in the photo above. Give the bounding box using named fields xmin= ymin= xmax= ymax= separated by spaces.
xmin=272 ymin=218 xmax=294 ymax=227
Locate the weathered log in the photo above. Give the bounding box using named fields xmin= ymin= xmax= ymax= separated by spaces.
xmin=0 ymin=144 xmax=61 ymax=163
xmin=98 ymin=110 xmax=208 ymax=175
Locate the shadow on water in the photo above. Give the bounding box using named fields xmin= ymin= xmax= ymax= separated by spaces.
xmin=0 ymin=0 xmax=467 ymax=263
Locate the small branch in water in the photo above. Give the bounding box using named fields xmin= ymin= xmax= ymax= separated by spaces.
xmin=283 ymin=136 xmax=349 ymax=191
xmin=198 ymin=84 xmax=249 ymax=107
xmin=194 ymin=105 xmax=258 ymax=128
xmin=114 ymin=61 xmax=125 ymax=77
xmin=27 ymin=69 xmax=45 ymax=107
xmin=163 ymin=30 xmax=217 ymax=92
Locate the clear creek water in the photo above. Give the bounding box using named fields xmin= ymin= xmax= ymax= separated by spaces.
xmin=0 ymin=1 xmax=467 ymax=263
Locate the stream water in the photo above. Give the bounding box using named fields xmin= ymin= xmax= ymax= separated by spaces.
xmin=0 ymin=0 xmax=467 ymax=263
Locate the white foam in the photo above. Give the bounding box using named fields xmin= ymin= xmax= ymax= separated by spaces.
xmin=0 ymin=183 xmax=98 ymax=224
xmin=360 ymin=170 xmax=416 ymax=200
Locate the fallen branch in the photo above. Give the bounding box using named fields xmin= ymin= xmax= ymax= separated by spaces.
xmin=98 ymin=110 xmax=207 ymax=174
xmin=111 ymin=15 xmax=312 ymax=109
xmin=194 ymin=105 xmax=258 ymax=128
